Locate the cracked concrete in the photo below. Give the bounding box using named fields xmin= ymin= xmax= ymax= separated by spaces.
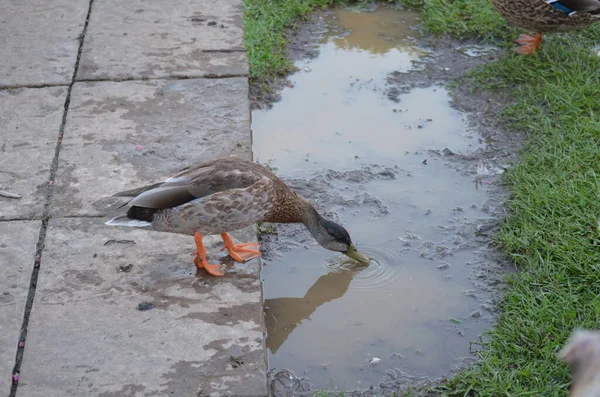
xmin=0 ymin=222 xmax=40 ymax=394
xmin=18 ymin=219 xmax=265 ymax=397
xmin=77 ymin=0 xmax=248 ymax=81
xmin=0 ymin=87 xmax=67 ymax=220
xmin=0 ymin=0 xmax=89 ymax=87
xmin=0 ymin=0 xmax=266 ymax=396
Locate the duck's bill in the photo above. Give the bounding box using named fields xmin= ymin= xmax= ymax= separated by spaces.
xmin=344 ymin=244 xmax=370 ymax=263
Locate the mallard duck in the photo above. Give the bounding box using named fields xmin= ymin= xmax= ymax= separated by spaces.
xmin=490 ymin=0 xmax=600 ymax=54
xmin=106 ymin=156 xmax=369 ymax=276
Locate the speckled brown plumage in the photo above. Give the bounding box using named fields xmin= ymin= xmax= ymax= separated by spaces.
xmin=490 ymin=0 xmax=600 ymax=53
xmin=108 ymin=156 xmax=313 ymax=235
xmin=492 ymin=0 xmax=600 ymax=32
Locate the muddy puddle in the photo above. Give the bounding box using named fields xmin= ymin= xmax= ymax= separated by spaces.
xmin=252 ymin=5 xmax=508 ymax=393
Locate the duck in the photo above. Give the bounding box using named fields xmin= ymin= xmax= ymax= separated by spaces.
xmin=105 ymin=156 xmax=370 ymax=276
xmin=490 ymin=0 xmax=600 ymax=54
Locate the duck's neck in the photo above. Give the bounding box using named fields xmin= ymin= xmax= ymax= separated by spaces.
xmin=300 ymin=199 xmax=327 ymax=241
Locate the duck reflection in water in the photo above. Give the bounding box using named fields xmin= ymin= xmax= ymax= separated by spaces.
xmin=265 ymin=264 xmax=366 ymax=354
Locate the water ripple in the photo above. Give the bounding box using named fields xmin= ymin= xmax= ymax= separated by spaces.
xmin=324 ymin=243 xmax=403 ymax=290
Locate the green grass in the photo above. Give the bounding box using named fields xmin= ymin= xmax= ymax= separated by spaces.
xmin=244 ymin=0 xmax=600 ymax=395
xmin=420 ymin=0 xmax=513 ymax=40
xmin=244 ymin=0 xmax=331 ymax=88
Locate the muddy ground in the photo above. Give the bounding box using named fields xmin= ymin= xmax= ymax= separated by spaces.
xmin=251 ymin=6 xmax=523 ymax=396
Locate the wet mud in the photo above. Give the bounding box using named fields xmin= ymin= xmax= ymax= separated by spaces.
xmin=251 ymin=4 xmax=521 ymax=395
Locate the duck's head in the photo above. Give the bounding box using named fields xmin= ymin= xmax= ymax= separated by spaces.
xmin=317 ymin=219 xmax=370 ymax=263
xmin=298 ymin=197 xmax=369 ymax=263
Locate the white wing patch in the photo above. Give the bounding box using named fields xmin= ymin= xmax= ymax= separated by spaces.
xmin=105 ymin=216 xmax=152 ymax=228
xmin=163 ymin=175 xmax=190 ymax=184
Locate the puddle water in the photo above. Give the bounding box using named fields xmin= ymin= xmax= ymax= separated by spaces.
xmin=253 ymin=6 xmax=495 ymax=390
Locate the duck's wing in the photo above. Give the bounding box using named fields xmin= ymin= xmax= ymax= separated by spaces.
xmin=112 ymin=157 xmax=266 ymax=210
xmin=559 ymin=0 xmax=600 ymax=12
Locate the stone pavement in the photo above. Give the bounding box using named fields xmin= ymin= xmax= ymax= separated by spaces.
xmin=0 ymin=1 xmax=267 ymax=396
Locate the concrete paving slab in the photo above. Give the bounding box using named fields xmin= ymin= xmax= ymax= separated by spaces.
xmin=0 ymin=221 xmax=40 ymax=393
xmin=78 ymin=0 xmax=248 ymax=80
xmin=0 ymin=0 xmax=88 ymax=87
xmin=18 ymin=218 xmax=266 ymax=397
xmin=0 ymin=87 xmax=67 ymax=220
xmin=50 ymin=78 xmax=250 ymax=218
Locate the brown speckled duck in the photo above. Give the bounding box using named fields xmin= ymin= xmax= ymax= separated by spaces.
xmin=106 ymin=156 xmax=369 ymax=276
xmin=491 ymin=0 xmax=600 ymax=54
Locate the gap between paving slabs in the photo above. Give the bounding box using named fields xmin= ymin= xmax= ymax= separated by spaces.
xmin=8 ymin=0 xmax=94 ymax=395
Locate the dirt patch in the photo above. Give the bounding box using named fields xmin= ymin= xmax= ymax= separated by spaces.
xmin=251 ymin=5 xmax=521 ymax=396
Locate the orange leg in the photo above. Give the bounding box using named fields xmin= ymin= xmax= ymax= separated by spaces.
xmin=220 ymin=233 xmax=261 ymax=263
xmin=514 ymin=33 xmax=543 ymax=55
xmin=193 ymin=232 xmax=224 ymax=277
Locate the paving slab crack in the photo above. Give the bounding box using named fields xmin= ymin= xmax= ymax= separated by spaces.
xmin=0 ymin=83 xmax=71 ymax=91
xmin=0 ymin=217 xmax=44 ymax=223
xmin=75 ymin=73 xmax=249 ymax=84
xmin=8 ymin=0 xmax=95 ymax=395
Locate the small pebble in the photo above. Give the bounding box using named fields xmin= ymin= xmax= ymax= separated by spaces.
xmin=207 ymin=21 xmax=217 ymax=26
xmin=472 ymin=310 xmax=481 ymax=318
xmin=119 ymin=264 xmax=134 ymax=273
xmin=369 ymin=357 xmax=381 ymax=365
xmin=137 ymin=302 xmax=154 ymax=311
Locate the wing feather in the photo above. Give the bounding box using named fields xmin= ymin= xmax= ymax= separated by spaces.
xmin=112 ymin=157 xmax=266 ymax=210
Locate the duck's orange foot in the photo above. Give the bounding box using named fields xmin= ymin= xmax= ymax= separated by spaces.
xmin=220 ymin=233 xmax=262 ymax=263
xmin=222 ymin=242 xmax=262 ymax=262
xmin=194 ymin=232 xmax=225 ymax=277
xmin=514 ymin=33 xmax=542 ymax=55
xmin=194 ymin=255 xmax=224 ymax=276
